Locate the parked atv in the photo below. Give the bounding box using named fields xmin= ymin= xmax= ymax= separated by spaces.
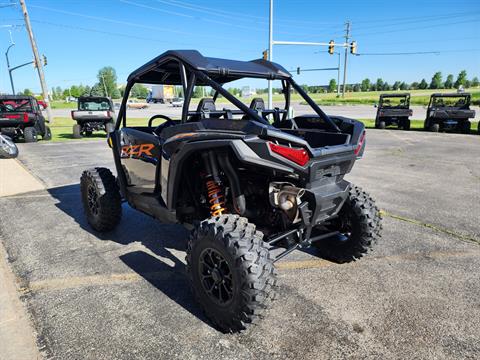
xmin=80 ymin=50 xmax=381 ymax=332
xmin=71 ymin=96 xmax=115 ymax=138
xmin=0 ymin=95 xmax=51 ymax=142
xmin=375 ymin=93 xmax=412 ymax=130
xmin=424 ymin=93 xmax=475 ymax=133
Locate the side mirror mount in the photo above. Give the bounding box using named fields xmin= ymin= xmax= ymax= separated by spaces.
xmin=0 ymin=135 xmax=19 ymax=159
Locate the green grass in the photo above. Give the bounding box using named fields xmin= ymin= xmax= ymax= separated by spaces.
xmin=49 ymin=101 xmax=77 ymax=109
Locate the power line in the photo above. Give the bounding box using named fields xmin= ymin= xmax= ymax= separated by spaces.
xmin=28 ymin=19 xmax=261 ymax=56
xmin=354 ymin=18 xmax=479 ymax=37
xmin=28 ymin=4 xmax=263 ymax=44
xmin=355 ymin=49 xmax=480 ymax=56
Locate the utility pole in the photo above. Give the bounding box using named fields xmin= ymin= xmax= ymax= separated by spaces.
xmin=19 ymin=0 xmax=53 ymax=124
xmin=268 ymin=0 xmax=273 ymax=109
xmin=337 ymin=52 xmax=341 ymax=96
xmin=342 ymin=21 xmax=350 ymax=98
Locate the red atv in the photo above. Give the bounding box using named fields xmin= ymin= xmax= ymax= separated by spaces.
xmin=0 ymin=95 xmax=51 ymax=142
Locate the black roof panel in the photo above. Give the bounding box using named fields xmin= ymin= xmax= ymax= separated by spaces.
xmin=127 ymin=50 xmax=291 ymax=85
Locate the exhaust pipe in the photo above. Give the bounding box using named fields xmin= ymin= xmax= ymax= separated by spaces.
xmin=269 ymin=182 xmax=305 ymax=223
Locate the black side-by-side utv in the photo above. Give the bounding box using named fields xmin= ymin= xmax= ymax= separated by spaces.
xmin=424 ymin=93 xmax=475 ymax=133
xmin=375 ymin=93 xmax=412 ymax=130
xmin=80 ymin=50 xmax=381 ymax=332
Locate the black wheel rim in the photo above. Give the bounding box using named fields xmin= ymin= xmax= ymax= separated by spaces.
xmin=198 ymin=248 xmax=234 ymax=305
xmin=87 ymin=184 xmax=99 ymax=216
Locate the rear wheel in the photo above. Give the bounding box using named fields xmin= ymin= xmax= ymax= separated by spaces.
xmin=313 ymin=185 xmax=381 ymax=263
xmin=23 ymin=127 xmax=38 ymax=143
xmin=43 ymin=126 xmax=52 ymax=140
xmin=378 ymin=121 xmax=386 ymax=129
xmin=430 ymin=123 xmax=440 ymax=132
xmin=186 ymin=214 xmax=276 ymax=333
xmin=73 ymin=124 xmax=82 ymax=139
xmin=85 ymin=130 xmax=93 ymax=137
xmin=80 ymin=167 xmax=122 ymax=232
xmin=402 ymin=119 xmax=411 ymax=130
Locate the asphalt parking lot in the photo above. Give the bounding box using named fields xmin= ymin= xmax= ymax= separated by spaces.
xmin=0 ymin=130 xmax=479 ymax=359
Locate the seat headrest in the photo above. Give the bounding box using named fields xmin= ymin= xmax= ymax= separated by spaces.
xmin=196 ymin=98 xmax=216 ymax=113
xmin=249 ymin=97 xmax=265 ymax=112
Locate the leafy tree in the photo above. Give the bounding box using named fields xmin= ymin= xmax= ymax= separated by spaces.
xmin=70 ymin=85 xmax=81 ymax=98
xmin=454 ymin=70 xmax=467 ymax=89
xmin=444 ymin=74 xmax=454 ymax=89
xmin=131 ymin=83 xmax=149 ymax=99
xmin=82 ymin=85 xmax=91 ymax=96
xmin=471 ymin=77 xmax=479 ymax=87
xmin=193 ymin=86 xmax=204 ymax=98
xmin=353 ymin=83 xmax=361 ymax=92
xmin=418 ymin=79 xmax=428 ymax=89
xmin=328 ymin=78 xmax=337 ymax=93
xmin=96 ymin=66 xmax=118 ymax=97
xmin=21 ymin=88 xmax=33 ymax=96
xmin=464 ymin=80 xmax=471 ymax=88
xmin=360 ymin=78 xmax=371 ymax=92
xmin=392 ymin=81 xmax=401 ymax=90
xmin=375 ymin=78 xmax=384 ymax=91
xmin=429 ymin=72 xmax=443 ymax=89
xmin=382 ymin=82 xmax=391 ymax=91
xmin=399 ymin=82 xmax=409 ymax=90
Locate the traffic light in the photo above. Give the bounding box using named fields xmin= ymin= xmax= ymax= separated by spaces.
xmin=262 ymin=49 xmax=268 ymax=60
xmin=42 ymin=54 xmax=47 ymax=66
xmin=328 ymin=40 xmax=334 ymax=55
xmin=297 ymin=67 xmax=300 ymax=75
xmin=350 ymin=41 xmax=357 ymax=55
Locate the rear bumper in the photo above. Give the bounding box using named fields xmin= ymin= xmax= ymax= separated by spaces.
xmin=304 ymin=179 xmax=350 ymax=225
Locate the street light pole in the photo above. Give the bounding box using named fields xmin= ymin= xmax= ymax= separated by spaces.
xmin=268 ymin=0 xmax=273 ymax=109
xmin=5 ymin=43 xmax=15 ymax=94
xmin=337 ymin=52 xmax=341 ymax=96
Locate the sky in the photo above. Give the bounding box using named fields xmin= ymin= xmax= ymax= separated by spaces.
xmin=0 ymin=0 xmax=479 ymax=94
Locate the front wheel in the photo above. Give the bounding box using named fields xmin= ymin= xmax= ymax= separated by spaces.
xmin=186 ymin=214 xmax=276 ymax=333
xmin=23 ymin=127 xmax=38 ymax=142
xmin=313 ymin=186 xmax=382 ymax=263
xmin=80 ymin=167 xmax=122 ymax=232
xmin=430 ymin=123 xmax=440 ymax=132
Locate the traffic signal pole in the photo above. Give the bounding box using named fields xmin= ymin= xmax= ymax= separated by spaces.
xmin=267 ymin=1 xmax=355 ymax=105
xmin=19 ymin=0 xmax=53 ymax=124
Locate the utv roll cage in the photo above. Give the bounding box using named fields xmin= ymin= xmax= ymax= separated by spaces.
xmin=116 ymin=50 xmax=340 ymax=132
xmin=428 ymin=93 xmax=471 ymax=109
xmin=378 ymin=93 xmax=410 ymax=108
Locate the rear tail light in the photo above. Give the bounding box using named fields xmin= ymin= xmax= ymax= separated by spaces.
xmin=268 ymin=142 xmax=310 ymax=166
xmin=23 ymin=113 xmax=29 ymax=122
xmin=4 ymin=114 xmax=20 ymax=119
xmin=354 ymin=131 xmax=366 ymax=156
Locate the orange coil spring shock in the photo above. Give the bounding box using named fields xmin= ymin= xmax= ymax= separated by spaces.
xmin=206 ymin=180 xmax=227 ymax=216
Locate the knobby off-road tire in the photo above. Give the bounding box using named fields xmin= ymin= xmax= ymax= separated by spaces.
xmin=313 ymin=185 xmax=382 ymax=263
xmin=460 ymin=120 xmax=471 ymax=134
xmin=73 ymin=124 xmax=82 ymax=139
xmin=43 ymin=126 xmax=52 ymax=140
xmin=186 ymin=214 xmax=277 ymax=333
xmin=402 ymin=119 xmax=411 ymax=130
xmin=23 ymin=127 xmax=37 ymax=142
xmin=430 ymin=123 xmax=440 ymax=132
xmin=80 ymin=167 xmax=122 ymax=232
xmin=378 ymin=121 xmax=386 ymax=129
